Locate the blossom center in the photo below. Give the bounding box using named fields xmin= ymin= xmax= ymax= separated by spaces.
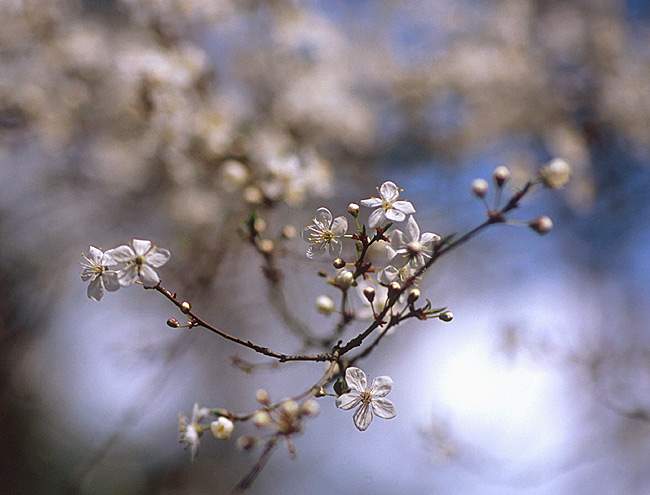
xmin=135 ymin=255 xmax=145 ymax=266
xmin=360 ymin=391 xmax=373 ymax=405
xmin=322 ymin=230 xmax=335 ymax=242
xmin=406 ymin=241 xmax=422 ymax=254
xmin=381 ymin=200 xmax=393 ymax=211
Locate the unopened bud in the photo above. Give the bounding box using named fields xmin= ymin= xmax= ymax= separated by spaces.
xmin=180 ymin=301 xmax=192 ymax=314
xmin=316 ymin=295 xmax=336 ymax=315
xmin=280 ymin=400 xmax=299 ymax=416
xmin=255 ymin=389 xmax=270 ymax=405
xmin=388 ymin=281 xmax=401 ymax=294
xmin=258 ymin=239 xmax=274 ymax=254
xmin=335 ymin=270 xmax=354 ymax=290
xmin=243 ymin=185 xmax=263 ymax=205
xmin=210 ymin=417 xmax=234 ymax=440
xmin=471 ymin=178 xmax=489 ymax=198
xmin=539 ymin=158 xmax=571 ymax=189
xmin=407 ymin=288 xmax=420 ymax=304
xmin=300 ymin=399 xmax=320 ymax=417
xmin=252 ymin=411 xmax=272 ymax=428
xmin=314 ymin=386 xmax=327 ymax=397
xmin=236 ymin=435 xmax=257 ymax=451
xmin=493 ymin=166 xmax=511 ymax=186
xmin=439 ymin=311 xmax=454 ymax=322
xmin=529 ymin=216 xmax=553 ymax=235
xmin=166 ymin=317 xmax=180 ymax=328
xmin=253 ymin=217 xmax=267 ymax=233
xmin=363 ymin=286 xmax=376 ymax=303
xmin=332 ymin=258 xmax=346 ymax=269
xmin=281 ymin=225 xmax=297 ymax=239
xmin=347 ymin=203 xmax=360 ymax=217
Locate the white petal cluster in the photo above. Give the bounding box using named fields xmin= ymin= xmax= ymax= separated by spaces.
xmin=178 ymin=403 xmax=210 ymax=461
xmin=80 ymin=238 xmax=171 ymax=300
xmin=336 ymin=367 xmax=396 ymax=431
xmin=302 ymin=207 xmax=348 ymax=258
xmin=361 ymin=181 xmax=415 ymax=228
xmin=389 ymin=216 xmax=440 ymax=269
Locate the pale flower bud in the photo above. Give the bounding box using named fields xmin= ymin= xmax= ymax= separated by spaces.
xmin=220 ymin=160 xmax=249 ymax=191
xmin=236 ymin=435 xmax=257 ymax=451
xmin=335 ymin=270 xmax=354 ymax=290
xmin=280 ymin=400 xmax=299 ymax=417
xmin=210 ymin=417 xmax=234 ymax=440
xmin=252 ymin=411 xmax=272 ymax=428
xmin=255 ymin=389 xmax=270 ymax=405
xmin=281 ymin=225 xmax=297 ymax=239
xmin=347 ymin=203 xmax=360 ymax=217
xmin=407 ymin=288 xmax=420 ymax=304
xmin=316 ymin=295 xmax=336 ymax=315
xmin=493 ymin=166 xmax=511 ymax=186
xmin=300 ymin=399 xmax=320 ymax=417
xmin=180 ymin=301 xmax=192 ymax=314
xmin=471 ymin=178 xmax=489 ymax=198
xmin=258 ymin=239 xmax=274 ymax=254
xmin=388 ymin=281 xmax=401 ymax=294
xmin=539 ymin=158 xmax=571 ymax=189
xmin=332 ymin=258 xmax=346 ymax=269
xmin=529 ymin=216 xmax=553 ymax=235
xmin=243 ymin=186 xmax=263 ymax=205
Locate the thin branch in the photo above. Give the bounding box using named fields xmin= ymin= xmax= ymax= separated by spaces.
xmin=231 ymin=437 xmax=278 ymax=494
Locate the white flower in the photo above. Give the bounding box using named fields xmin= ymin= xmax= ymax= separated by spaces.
xmin=106 ymin=239 xmax=171 ymax=288
xmin=378 ymin=263 xmax=417 ymax=286
xmin=540 ymin=158 xmax=571 ymax=189
xmin=390 ymin=216 xmax=440 ymax=268
xmin=80 ymin=246 xmax=120 ymax=301
xmin=336 ymin=367 xmax=396 ymax=431
xmin=210 ymin=417 xmax=234 ymax=440
xmin=178 ymin=403 xmax=209 ymax=461
xmin=302 ymin=207 xmax=348 ymax=258
xmin=361 ymin=181 xmax=415 ymax=228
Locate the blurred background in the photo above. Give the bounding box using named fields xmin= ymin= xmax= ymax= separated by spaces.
xmin=2 ymin=0 xmax=650 ymax=493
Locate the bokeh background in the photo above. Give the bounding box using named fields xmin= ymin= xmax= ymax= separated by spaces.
xmin=2 ymin=0 xmax=650 ymax=493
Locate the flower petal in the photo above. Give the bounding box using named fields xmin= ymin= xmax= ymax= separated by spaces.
xmin=132 ymin=239 xmax=152 ymax=256
xmin=371 ymin=397 xmax=396 ymax=419
xmin=146 ymin=247 xmax=171 ymax=267
xmin=345 ymin=367 xmax=368 ymax=392
xmin=370 ymin=376 xmax=393 ymax=397
xmin=118 ymin=265 xmax=139 ymax=286
xmin=380 ymin=181 xmax=399 ymax=202
xmin=420 ymin=232 xmax=441 ymax=246
xmin=80 ymin=268 xmax=95 ymax=282
xmin=353 ymin=402 xmax=373 ymax=431
xmin=88 ymin=246 xmax=104 ymax=264
xmin=306 ymin=243 xmax=325 ymax=259
xmin=405 ymin=216 xmax=420 ymax=242
xmin=106 ymin=245 xmax=135 ymax=263
xmin=326 ymin=239 xmax=343 ymax=258
xmin=385 ymin=209 xmax=406 ymax=222
xmin=102 ymin=272 xmax=121 ymax=292
xmin=330 ymin=216 xmax=348 ymax=236
xmin=336 ymin=392 xmax=361 ymax=410
xmin=139 ymin=264 xmax=160 ymax=287
xmin=87 ymin=276 xmax=104 ymax=301
xmin=379 ymin=265 xmax=398 ymax=284
xmin=360 ymin=197 xmax=382 ymax=208
xmin=393 ymin=200 xmax=415 ymax=215
xmin=368 ymin=208 xmax=385 ymax=229
xmin=314 ymin=207 xmax=333 ymax=229
xmin=390 ymin=230 xmax=405 ymax=251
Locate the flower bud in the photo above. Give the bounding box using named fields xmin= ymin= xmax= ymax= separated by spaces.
xmin=493 ymin=166 xmax=511 ymax=186
xmin=166 ymin=318 xmax=180 ymax=328
xmin=529 ymin=216 xmax=553 ymax=235
xmin=258 ymin=239 xmax=274 ymax=254
xmin=210 ymin=417 xmax=234 ymax=440
xmin=280 ymin=400 xmax=299 ymax=417
xmin=252 ymin=411 xmax=272 ymax=428
xmin=220 ymin=160 xmax=249 ymax=191
xmin=314 ymin=386 xmax=327 ymax=397
xmin=347 ymin=203 xmax=360 ymax=217
xmin=363 ymin=286 xmax=376 ymax=303
xmin=315 ymin=295 xmax=335 ymax=315
xmin=255 ymin=388 xmax=270 ymax=405
xmin=243 ymin=185 xmax=263 ymax=205
xmin=439 ymin=311 xmax=454 ymax=322
xmin=471 ymin=178 xmax=489 ymax=198
xmin=180 ymin=301 xmax=192 ymax=314
xmin=388 ymin=281 xmax=401 ymax=294
xmin=281 ymin=225 xmax=297 ymax=239
xmin=332 ymin=258 xmax=346 ymax=269
xmin=253 ymin=217 xmax=267 ymax=233
xmin=300 ymin=399 xmax=320 ymax=417
xmin=407 ymin=288 xmax=420 ymax=304
xmin=539 ymin=158 xmax=571 ymax=189
xmin=334 ymin=270 xmax=354 ymax=290
xmin=236 ymin=435 xmax=257 ymax=451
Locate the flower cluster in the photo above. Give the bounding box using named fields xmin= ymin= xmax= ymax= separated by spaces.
xmin=80 ymin=239 xmax=170 ymax=300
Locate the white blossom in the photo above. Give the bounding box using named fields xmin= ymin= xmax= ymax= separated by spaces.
xmin=106 ymin=239 xmax=171 ymax=288
xmin=361 ymin=181 xmax=415 ymax=228
xmin=335 ymin=367 xmax=396 ymax=431
xmin=390 ymin=216 xmax=440 ymax=269
xmin=178 ymin=403 xmax=209 ymax=461
xmin=80 ymin=246 xmax=120 ymax=301
xmin=211 ymin=417 xmax=234 ymax=440
xmin=302 ymin=207 xmax=348 ymax=259
xmin=540 ymin=158 xmax=571 ymax=189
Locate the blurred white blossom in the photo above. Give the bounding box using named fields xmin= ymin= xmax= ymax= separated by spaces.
xmin=107 ymin=239 xmax=171 ymax=287
xmin=80 ymin=246 xmax=120 ymax=301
